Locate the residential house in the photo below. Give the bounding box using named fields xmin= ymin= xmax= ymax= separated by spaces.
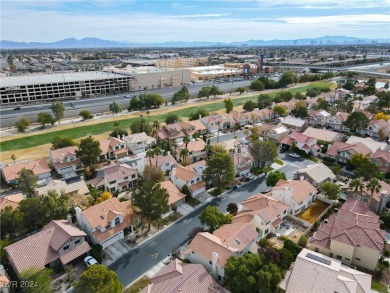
xmin=336 ymin=88 xmax=350 ymax=99
xmin=171 ymin=161 xmax=206 ymax=197
xmin=35 ymin=179 xmax=89 ymax=197
xmin=264 ymin=124 xmax=289 ymax=143
xmin=159 ymin=180 xmax=186 ymax=207
xmin=1 ymin=159 xmax=51 ymax=185
xmin=293 ymin=163 xmax=336 ymax=188
xmin=228 ymin=110 xmax=250 ymax=126
xmin=186 ymin=223 xmax=258 ymax=282
xmin=327 ymin=112 xmax=350 ymax=131
xmin=0 ymin=193 xmax=25 ymax=210
xmin=249 ymin=108 xmax=272 ymax=122
xmin=281 ymin=132 xmax=320 ymax=155
xmin=48 ymin=146 xmax=82 ymax=179
xmin=176 ymin=139 xmax=207 ymax=163
xmin=200 ymin=114 xmax=232 ymax=134
xmin=145 ymin=153 xmax=177 ymax=174
xmin=157 ymin=123 xmax=186 ymax=144
xmin=233 ymin=194 xmax=289 ymax=239
xmin=140 ymin=259 xmax=228 ymax=293
xmin=372 ymin=149 xmax=390 ymax=173
xmin=341 ymin=180 xmax=390 ymax=214
xmin=280 ymin=248 xmax=372 ymax=293
xmin=180 ymin=119 xmax=208 ymax=136
xmin=75 ymin=198 xmax=134 ymax=249
xmin=358 ymin=119 xmax=390 ymax=139
xmin=229 ymin=150 xmax=253 ymax=177
xmin=270 ymin=180 xmax=318 ymax=215
xmin=118 ymin=154 xmax=146 ymax=176
xmin=99 ymin=137 xmax=128 ymax=161
xmin=302 ymin=127 xmax=342 ymax=143
xmin=328 ymin=142 xmax=372 ymax=164
xmin=88 ymin=163 xmax=138 ymax=193
xmin=123 ymin=132 xmax=156 ymax=155
xmin=4 ymin=219 xmax=91 ymax=275
xmin=308 ymin=110 xmax=331 ymax=126
xmin=280 ymin=116 xmax=308 ymax=133
xmin=308 ymin=198 xmax=386 ymax=271
xmin=346 ymin=136 xmax=390 ymax=153
xmin=278 ymin=99 xmax=299 ymax=115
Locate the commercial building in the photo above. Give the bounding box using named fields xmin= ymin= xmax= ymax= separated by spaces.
xmin=0 ymin=71 xmax=132 ymax=104
xmin=155 ymin=57 xmax=208 ymax=68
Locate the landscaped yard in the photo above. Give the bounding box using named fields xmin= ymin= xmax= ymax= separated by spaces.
xmin=371 ymin=280 xmax=388 ymax=293
xmin=296 ymin=200 xmax=330 ymax=224
xmin=123 ymin=276 xmax=151 ymax=293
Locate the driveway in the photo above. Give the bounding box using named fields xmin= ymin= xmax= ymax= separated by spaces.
xmin=104 ymin=239 xmax=132 ymax=265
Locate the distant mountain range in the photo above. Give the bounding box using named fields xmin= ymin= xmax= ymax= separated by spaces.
xmin=1 ymin=36 xmax=390 ymax=49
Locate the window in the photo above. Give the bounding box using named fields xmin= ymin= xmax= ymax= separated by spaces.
xmin=218 ymin=275 xmax=222 ymax=281
xmin=283 ymin=210 xmax=286 ymax=214
xmin=63 ymin=245 xmax=70 ymax=251
xmin=110 ymin=180 xmax=116 ymax=185
xmin=124 ymin=176 xmax=128 ymax=180
xmin=329 ymin=253 xmax=333 ymax=257
xmin=191 ymin=180 xmax=195 ymax=184
xmin=115 ymin=218 xmax=120 ymax=226
xmin=75 ymin=239 xmax=81 ymax=245
xmin=209 ymin=260 xmax=212 ymax=265
xmin=356 ymin=258 xmax=361 ymax=261
xmin=336 ymin=255 xmax=342 ymax=260
xmin=265 ymin=229 xmax=269 ymax=234
xmin=315 ymin=248 xmax=319 ymax=252
xmin=256 ymin=227 xmax=260 ymax=233
xmin=346 ymin=258 xmax=350 ymax=261
xmin=192 ymin=251 xmax=195 ymax=254
xmin=131 ymin=174 xmax=136 ymax=179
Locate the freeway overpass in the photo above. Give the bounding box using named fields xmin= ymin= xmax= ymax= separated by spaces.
xmin=274 ymin=61 xmax=390 ymax=73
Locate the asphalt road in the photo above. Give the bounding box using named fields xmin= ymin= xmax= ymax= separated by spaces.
xmin=109 ymin=156 xmax=311 ymax=287
xmin=0 ymin=79 xmax=252 ymax=127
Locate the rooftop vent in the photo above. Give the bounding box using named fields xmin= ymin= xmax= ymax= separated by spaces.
xmin=235 ymin=239 xmax=241 ymax=245
xmin=306 ymin=252 xmax=331 ymax=266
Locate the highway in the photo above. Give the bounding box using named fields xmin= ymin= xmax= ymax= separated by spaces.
xmin=0 ymin=80 xmax=252 ymax=127
xmin=109 ymin=155 xmax=311 ymax=287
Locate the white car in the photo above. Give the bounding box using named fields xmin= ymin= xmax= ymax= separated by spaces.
xmin=84 ymin=256 xmax=98 ymax=267
xmin=288 ymin=153 xmax=300 ymax=158
xmin=244 ymin=173 xmax=255 ymax=180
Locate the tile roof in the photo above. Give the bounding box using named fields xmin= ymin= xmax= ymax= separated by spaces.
xmin=188 ymin=119 xmax=208 ymax=131
xmin=49 ymin=146 xmax=78 ymax=162
xmin=309 ymin=198 xmax=386 ymax=252
xmin=4 ymin=220 xmax=89 ymax=275
xmin=335 ymin=112 xmax=350 ymax=123
xmin=35 ymin=179 xmax=89 ymax=196
xmin=229 ymin=152 xmax=250 ymax=165
xmin=141 ymin=259 xmax=228 ymax=293
xmin=372 ymin=149 xmax=390 ymax=164
xmin=370 ymin=119 xmax=390 ymax=129
xmin=346 ymin=136 xmax=389 ymax=153
xmin=326 ymin=141 xmax=350 ymax=157
xmin=174 ymin=165 xmax=198 ymax=181
xmin=160 ymin=180 xmax=186 ymax=205
xmin=99 ymin=137 xmax=126 ymax=155
xmin=145 ymin=153 xmax=177 ymax=168
xmin=296 ymin=163 xmax=336 ymax=184
xmin=177 ymin=139 xmax=206 ymax=153
xmin=59 ymin=241 xmax=91 ymax=265
xmin=281 ymin=116 xmax=307 ymax=128
xmin=157 ymin=123 xmax=185 ymax=140
xmin=123 ymin=132 xmax=152 ymax=143
xmin=303 ymin=127 xmax=340 ymax=142
xmin=97 ymin=163 xmax=137 ymax=182
xmin=337 ymin=142 xmax=372 ymax=156
xmin=274 ymin=180 xmax=318 ymax=203
xmin=0 ymin=193 xmax=25 ymax=210
xmin=213 ymin=223 xmax=258 ymax=251
xmin=1 ymin=159 xmax=51 ymax=182
xmin=283 ymin=248 xmax=372 ymax=293
xmin=189 ymin=181 xmax=206 ymax=192
xmin=341 ymin=180 xmax=390 ymax=203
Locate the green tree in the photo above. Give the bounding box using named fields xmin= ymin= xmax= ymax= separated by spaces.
xmin=366 ymin=178 xmax=382 ymax=206
xmin=294 ymin=101 xmax=308 ymax=119
xmin=179 ymin=148 xmax=189 ymax=164
xmin=278 ymin=72 xmax=297 ymax=87
xmin=266 ymin=171 xmax=286 ymax=187
xmin=165 ymin=113 xmax=180 ymax=124
xmin=51 ymin=136 xmax=77 ymax=149
xmin=19 ymin=267 xmax=52 ymax=293
xmin=210 ymin=85 xmax=223 ymax=97
xmin=224 ymin=98 xmax=234 ymax=113
xmin=79 ymin=110 xmax=93 ymax=120
xmin=237 ymin=87 xmax=246 ymax=94
xmin=109 ymin=101 xmax=124 ymax=114
xmin=198 ymin=86 xmax=211 ymax=99
xmin=355 ymin=160 xmax=383 ymax=180
xmin=130 ymin=118 xmax=152 ymax=136
xmin=250 ymin=80 xmax=265 ymax=91
xmin=15 ymin=117 xmax=31 ymax=132
xmin=205 ymin=147 xmax=235 ymax=193
xmin=273 ymin=105 xmax=287 ymax=117
xmin=0 ymin=206 xmax=25 ymax=239
xmin=17 ymin=168 xmax=38 ymax=197
xmin=11 ymin=154 xmax=16 ymax=163
xmin=143 ymin=165 xmax=165 ymax=182
xmin=199 ymin=206 xmax=232 ymax=232
xmin=344 ymin=111 xmax=370 ymax=132
xmin=37 ymin=112 xmax=55 ymax=128
xmin=349 ymin=178 xmax=364 ymax=193
xmin=278 ymin=248 xmax=294 ymax=270
xmin=74 ymin=265 xmax=122 ymax=293
xmin=321 ymin=181 xmax=341 ymax=200
xmin=189 ymin=109 xmax=209 ymax=121
xmin=257 ymin=94 xmax=272 ymax=109
xmin=243 ymin=100 xmax=257 ymax=112
xmin=132 ymin=181 xmax=169 ymax=230
xmin=298 ymin=236 xmax=308 ymax=247
xmin=76 ymin=136 xmax=102 ymax=169
xmin=51 ymin=102 xmax=65 ymax=122
xmin=250 ymin=140 xmax=277 ymax=169
xmin=109 ymin=127 xmax=128 ymax=138
xmin=227 ymin=203 xmax=238 ymax=215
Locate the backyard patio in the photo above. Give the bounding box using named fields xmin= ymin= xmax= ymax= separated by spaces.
xmin=296 ymin=200 xmax=330 ymax=224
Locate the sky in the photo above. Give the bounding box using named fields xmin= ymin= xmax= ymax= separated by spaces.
xmin=1 ymin=0 xmax=390 ymax=42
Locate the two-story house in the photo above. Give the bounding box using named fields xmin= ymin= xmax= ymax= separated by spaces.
xmin=99 ymin=137 xmax=128 ymax=161
xmin=264 ymin=125 xmax=290 ymax=143
xmin=327 ymin=112 xmax=350 ymax=131
xmin=157 ymin=123 xmax=186 ymax=144
xmin=200 ymin=114 xmax=232 ymax=134
xmin=1 ymin=159 xmax=52 ymax=185
xmin=186 ymin=223 xmax=258 ymax=282
xmin=4 ymin=219 xmax=91 ymax=275
xmin=281 ymin=132 xmax=320 ymax=155
xmin=372 ymin=149 xmax=390 ymax=173
xmin=35 ymin=179 xmax=90 ymax=198
xmin=280 ymin=116 xmax=308 ymax=133
xmin=270 ymin=180 xmax=318 ymax=215
xmin=230 ymin=146 xmax=253 ymax=177
xmin=88 ymin=163 xmax=138 ymax=193
xmin=293 ymin=163 xmax=336 ymax=188
xmin=0 ymin=193 xmax=25 ymax=211
xmin=249 ymin=108 xmax=272 ymax=122
xmin=145 ymin=153 xmax=178 ymax=174
xmin=228 ymin=110 xmax=250 ymax=126
xmin=308 ymin=110 xmax=331 ymax=126
xmin=123 ymin=132 xmax=156 ymax=155
xmin=176 ymin=139 xmax=207 ymax=163
xmin=233 ymin=194 xmax=289 ymax=239
xmin=159 ymin=180 xmax=186 ymax=207
xmin=358 ymin=119 xmax=390 ymax=139
xmin=308 ymin=198 xmax=386 ymax=271
xmin=75 ymin=198 xmax=134 ymax=249
xmin=49 ymin=146 xmax=82 ymax=179
xmin=327 ymin=142 xmax=372 ymax=164
xmin=180 ymin=120 xmax=208 ymax=137
xmin=171 ymin=161 xmax=206 ymax=197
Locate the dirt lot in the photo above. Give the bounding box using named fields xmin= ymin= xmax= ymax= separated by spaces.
xmin=296 ymin=200 xmax=330 ymax=224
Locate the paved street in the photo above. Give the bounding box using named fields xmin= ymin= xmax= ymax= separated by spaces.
xmin=108 ymin=159 xmax=309 ymax=287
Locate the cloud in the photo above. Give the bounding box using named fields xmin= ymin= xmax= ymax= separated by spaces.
xmin=235 ymin=0 xmax=390 ymax=9
xmin=168 ymin=13 xmax=229 ymax=18
xmin=279 ymin=14 xmax=390 ymax=24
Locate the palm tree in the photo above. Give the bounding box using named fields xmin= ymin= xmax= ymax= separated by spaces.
xmin=114 ymin=121 xmax=120 ymax=137
xmin=11 ymin=154 xmax=16 ymax=164
xmin=183 ymin=135 xmax=190 ymax=148
xmin=146 ymin=149 xmax=154 ymax=166
xmin=180 ymin=148 xmax=189 ymax=164
xmin=217 ymin=121 xmax=221 ymax=143
xmin=366 ymin=178 xmax=382 ymax=207
xmin=152 ymin=120 xmax=160 ymax=136
xmin=349 ymin=178 xmax=364 ymax=193
xmin=153 ymin=147 xmax=162 ymax=167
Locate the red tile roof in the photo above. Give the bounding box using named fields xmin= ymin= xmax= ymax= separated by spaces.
xmin=274 ymin=180 xmax=318 ymax=203
xmin=160 ymin=180 xmax=186 ymax=205
xmin=0 ymin=193 xmax=24 ymax=210
xmin=2 ymin=159 xmax=51 ymax=182
xmin=326 ymin=141 xmax=350 ymax=157
xmin=372 ymin=149 xmax=390 ymax=164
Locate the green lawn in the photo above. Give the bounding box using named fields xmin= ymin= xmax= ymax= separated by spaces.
xmin=1 ymin=82 xmax=330 ymax=152
xmin=372 ymin=280 xmax=388 ymax=293
xmin=123 ymin=276 xmax=151 ymax=293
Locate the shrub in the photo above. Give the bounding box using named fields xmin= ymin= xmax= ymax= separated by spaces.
xmin=90 ymin=244 xmax=103 ymax=263
xmin=258 ymin=238 xmax=271 ymax=247
xmin=298 ymin=236 xmax=308 ymax=247
xmin=323 ymin=157 xmax=335 ymax=163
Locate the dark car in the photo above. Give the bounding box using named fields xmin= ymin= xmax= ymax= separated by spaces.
xmin=13 ymin=107 xmax=21 ymax=110
xmin=279 ymin=147 xmax=288 ymax=153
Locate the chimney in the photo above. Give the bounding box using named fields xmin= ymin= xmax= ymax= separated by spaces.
xmin=211 ymin=252 xmax=218 ymax=279
xmin=199 ymin=114 xmax=202 ymax=120
xmin=300 ymin=176 xmax=304 ymax=181
xmin=75 ymin=207 xmax=82 ymax=226
xmin=80 ymin=175 xmax=84 ymax=181
xmin=67 ymin=214 xmax=73 ymax=224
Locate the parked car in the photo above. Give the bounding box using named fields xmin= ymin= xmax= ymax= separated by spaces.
xmin=13 ymin=107 xmax=21 ymax=110
xmin=244 ymin=173 xmax=255 ymax=180
xmin=279 ymin=147 xmax=288 ymax=153
xmin=84 ymin=256 xmax=98 ymax=267
xmin=288 ymin=153 xmax=300 ymax=158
